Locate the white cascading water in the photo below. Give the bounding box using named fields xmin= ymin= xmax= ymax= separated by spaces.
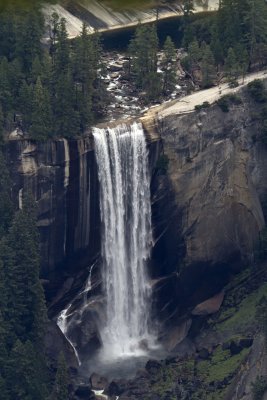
xmin=93 ymin=122 xmax=153 ymax=358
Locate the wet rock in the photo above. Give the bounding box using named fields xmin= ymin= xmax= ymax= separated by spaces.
xmin=192 ymin=291 xmax=224 ymax=316
xmin=110 ymin=72 xmax=120 ymax=79
xmin=106 ymin=381 xmax=122 ymax=397
xmin=67 ymin=305 xmax=103 ymax=361
xmin=75 ymin=385 xmax=94 ymax=399
xmin=44 ymin=320 xmax=78 ymax=374
xmin=109 ymin=63 xmax=124 ymax=72
xmin=160 ymin=319 xmax=192 ymax=352
xmin=90 ymin=373 xmax=108 ymax=391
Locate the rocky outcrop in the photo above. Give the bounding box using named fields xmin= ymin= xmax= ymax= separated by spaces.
xmin=192 ymin=291 xmax=224 ymax=316
xmin=151 ymin=88 xmax=267 ymax=321
xmin=5 ymin=135 xmax=101 ymax=302
xmin=43 ymin=0 xmax=218 ymax=39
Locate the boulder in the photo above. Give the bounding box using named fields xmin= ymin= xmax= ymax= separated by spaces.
xmin=90 ymin=373 xmax=108 ymax=391
xmin=75 ymin=385 xmax=95 ymax=399
xmin=44 ymin=320 xmax=79 ymax=373
xmin=161 ymin=319 xmax=192 ymax=352
xmin=67 ymin=304 xmax=103 ymax=361
xmin=106 ymin=379 xmax=129 ymax=397
xmin=192 ymin=291 xmax=224 ymax=316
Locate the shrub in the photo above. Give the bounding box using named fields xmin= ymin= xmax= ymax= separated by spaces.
xmin=251 ymin=376 xmax=267 ymax=400
xmin=228 ymin=79 xmax=239 ymax=88
xmin=195 ymin=101 xmax=210 ymax=111
xmin=217 ymin=94 xmax=242 ymax=112
xmin=248 ymin=80 xmax=267 ymax=103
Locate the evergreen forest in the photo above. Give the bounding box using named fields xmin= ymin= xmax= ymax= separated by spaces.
xmin=1 ymin=0 xmax=267 ymax=399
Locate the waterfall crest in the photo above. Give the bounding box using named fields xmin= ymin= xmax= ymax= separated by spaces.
xmin=93 ymin=122 xmax=152 ymax=357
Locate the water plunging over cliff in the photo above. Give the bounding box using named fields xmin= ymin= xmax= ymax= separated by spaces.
xmin=93 ymin=122 xmax=153 ymax=359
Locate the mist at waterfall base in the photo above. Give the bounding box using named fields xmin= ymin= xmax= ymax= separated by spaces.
xmin=57 ymin=122 xmax=166 ymax=380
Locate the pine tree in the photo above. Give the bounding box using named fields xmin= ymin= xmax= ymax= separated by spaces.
xmin=72 ymin=23 xmax=94 ymax=129
xmin=128 ymin=24 xmax=161 ymax=100
xmin=181 ymin=0 xmax=195 ymax=48
xmin=30 ymin=55 xmax=44 ymax=83
xmin=181 ymin=39 xmax=201 ymax=78
xmin=0 ymin=58 xmax=13 ymax=114
xmin=51 ymin=352 xmax=69 ymax=400
xmin=0 ymin=374 xmax=9 ymax=400
xmin=0 ymin=151 xmax=13 ymax=238
xmin=0 ymin=104 xmax=4 ymax=141
xmin=18 ymin=80 xmax=33 ymax=130
xmin=4 ymin=193 xmax=47 ymax=344
xmin=162 ymin=36 xmax=177 ymax=95
xmin=13 ymin=6 xmax=44 ymax=73
xmin=224 ymin=47 xmax=240 ymax=83
xmin=201 ymin=42 xmax=216 ymax=88
xmin=243 ymin=0 xmax=267 ymax=66
xmin=52 ymin=18 xmax=80 ymax=136
xmin=6 ymin=340 xmax=48 ymax=400
xmin=90 ymin=31 xmax=108 ymax=118
xmin=30 ymin=77 xmax=52 ymax=140
xmin=217 ymin=0 xmax=243 ymax=55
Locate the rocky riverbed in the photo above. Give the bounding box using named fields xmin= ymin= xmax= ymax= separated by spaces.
xmin=102 ymin=49 xmax=190 ymax=121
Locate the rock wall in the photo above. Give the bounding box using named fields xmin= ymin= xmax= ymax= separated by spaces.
xmin=151 ymin=89 xmax=267 ymax=324
xmin=5 ymin=135 xmax=101 ymax=301
xmin=43 ymin=0 xmax=219 ymax=39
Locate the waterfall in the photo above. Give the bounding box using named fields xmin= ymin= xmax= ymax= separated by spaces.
xmin=58 ymin=304 xmax=81 ymax=365
xmin=93 ymin=122 xmax=152 ymax=357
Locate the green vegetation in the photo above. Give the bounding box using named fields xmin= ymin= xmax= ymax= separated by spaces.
xmin=149 ymin=359 xmax=195 ymax=399
xmin=0 ymin=4 xmax=107 ymax=140
xmin=128 ymin=25 xmax=177 ymax=101
xmin=248 ymin=80 xmax=267 ymax=103
xmin=182 ymin=0 xmax=267 ymax=86
xmin=216 ymin=282 xmax=267 ymax=333
xmin=0 ymin=154 xmax=70 ymax=399
xmin=217 ymin=94 xmax=242 ymax=112
xmin=195 ymin=101 xmax=210 ymax=110
xmin=197 ymin=346 xmax=250 ymax=384
xmin=50 ymin=352 xmax=69 ymax=400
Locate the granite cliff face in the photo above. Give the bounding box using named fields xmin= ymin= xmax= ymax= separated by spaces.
xmin=5 ymin=135 xmax=101 ymax=302
xmin=149 ymin=86 xmax=267 ymax=326
xmin=4 ymin=85 xmax=267 ymax=321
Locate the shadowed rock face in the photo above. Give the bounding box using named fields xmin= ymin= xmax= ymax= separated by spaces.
xmin=5 ymin=135 xmax=101 ymax=302
xmin=151 ymin=89 xmax=267 ymax=322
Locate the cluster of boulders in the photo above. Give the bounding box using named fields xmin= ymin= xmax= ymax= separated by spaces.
xmin=102 ymin=50 xmax=188 ymax=121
